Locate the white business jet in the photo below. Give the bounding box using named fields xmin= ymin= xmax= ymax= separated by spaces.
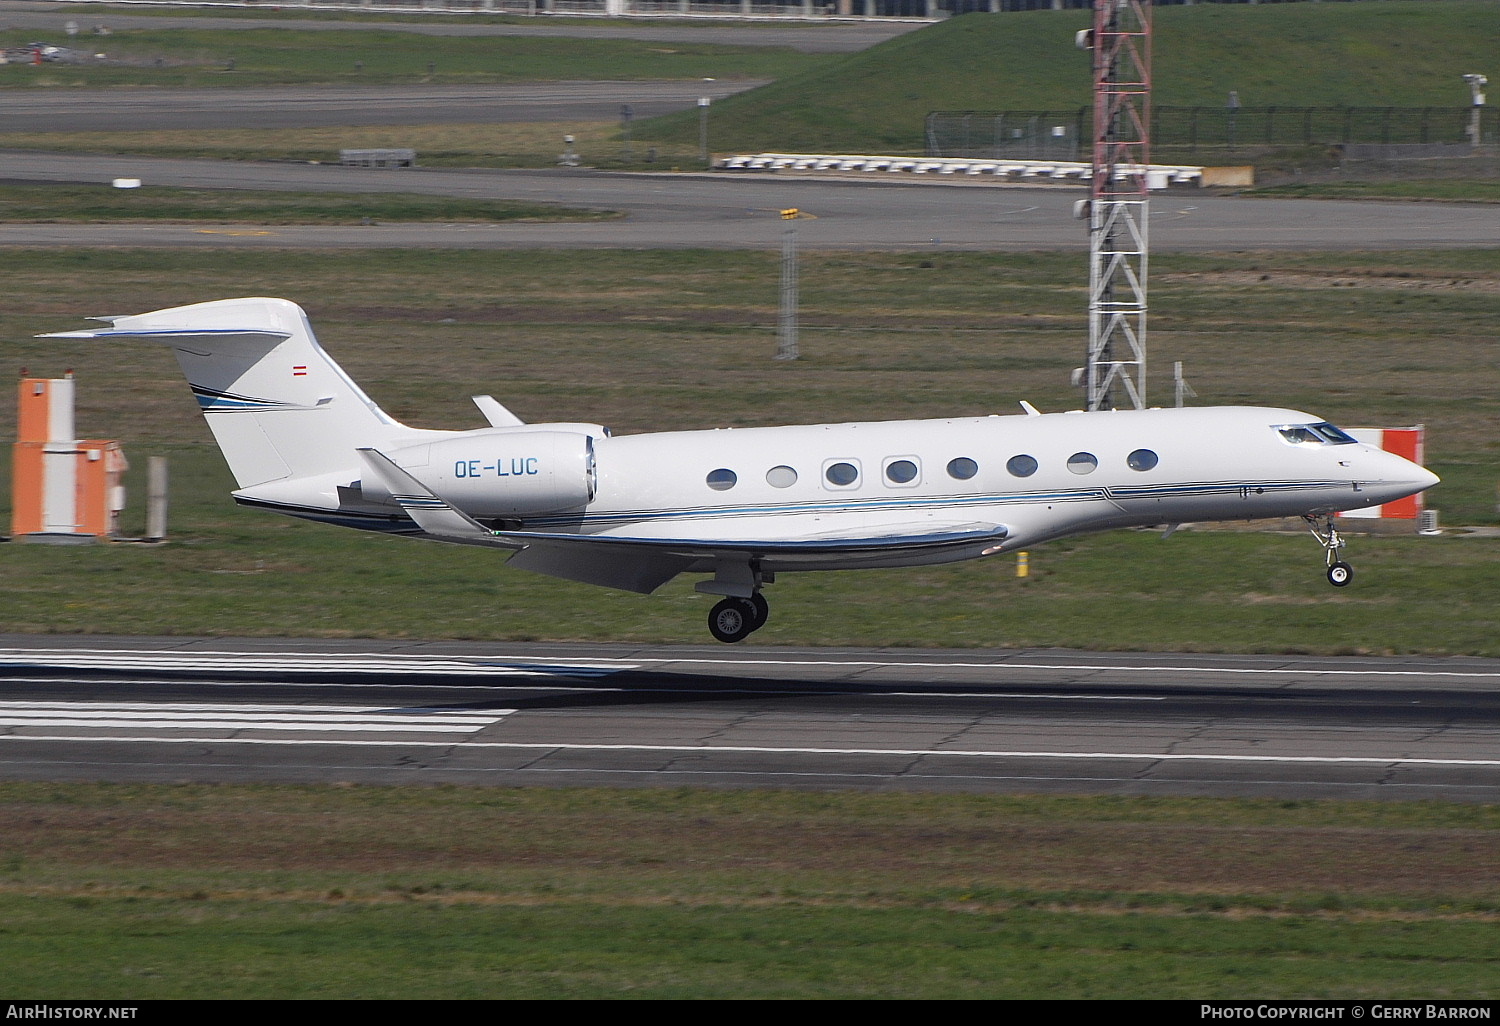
xmin=45 ymin=297 xmax=1439 ymax=643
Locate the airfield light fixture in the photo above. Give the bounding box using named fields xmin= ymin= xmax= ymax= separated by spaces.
xmin=698 ymin=96 xmax=711 ymax=163
xmin=1463 ymin=74 xmax=1488 ymax=146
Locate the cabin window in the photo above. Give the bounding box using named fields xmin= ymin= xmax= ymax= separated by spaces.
xmin=766 ymin=465 xmax=798 ymax=488
xmin=947 ymin=457 xmax=978 ymax=480
xmin=884 ymin=458 xmax=919 ymax=486
xmin=1127 ymin=448 xmax=1159 ymax=471
xmin=1006 ymin=454 xmax=1038 ymax=478
xmin=1067 ymin=452 xmax=1098 ymax=475
xmin=706 ymin=468 xmax=737 ymax=491
xmin=824 ymin=461 xmax=860 ymax=488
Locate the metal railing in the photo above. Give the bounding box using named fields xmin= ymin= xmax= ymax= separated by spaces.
xmin=928 ymin=106 xmax=1500 ymax=158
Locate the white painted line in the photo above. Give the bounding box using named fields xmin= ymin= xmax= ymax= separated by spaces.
xmin=0 ymin=648 xmax=628 ymax=677
xmin=5 ymin=720 xmax=496 ymax=732
xmin=2 ymin=735 xmax=1496 ymax=768
xmin=8 ymin=648 xmax=1495 ymax=681
xmin=641 ymin=658 xmax=1500 ymax=680
xmin=0 ymin=701 xmax=512 ymax=734
xmin=0 ymin=701 xmax=478 ymax=712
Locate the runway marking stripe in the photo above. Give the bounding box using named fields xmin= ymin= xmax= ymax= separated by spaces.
xmin=2 ymin=735 xmax=1497 ymax=768
xmin=6 ymin=648 xmax=1497 ymax=681
xmin=0 ymin=701 xmax=485 ymax=713
xmin=647 ymin=659 xmax=1500 ymax=679
xmin=0 ymin=702 xmax=513 ymax=734
xmin=0 ymin=648 xmax=627 ymax=678
xmin=5 ymin=722 xmax=497 ymax=732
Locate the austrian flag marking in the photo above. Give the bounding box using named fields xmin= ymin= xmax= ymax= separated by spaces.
xmin=292 ymin=365 xmax=308 ymax=376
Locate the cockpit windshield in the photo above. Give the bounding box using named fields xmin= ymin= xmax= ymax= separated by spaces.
xmin=1276 ymin=422 xmax=1358 ymax=446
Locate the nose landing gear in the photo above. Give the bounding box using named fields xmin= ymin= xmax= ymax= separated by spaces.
xmin=1304 ymin=514 xmax=1353 ymax=587
xmin=708 ymin=593 xmax=770 ymax=643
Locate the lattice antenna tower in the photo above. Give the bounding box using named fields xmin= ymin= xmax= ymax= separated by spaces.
xmin=1084 ymin=0 xmax=1151 ymax=411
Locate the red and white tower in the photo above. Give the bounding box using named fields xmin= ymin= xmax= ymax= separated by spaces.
xmin=1084 ymin=0 xmax=1152 ymax=412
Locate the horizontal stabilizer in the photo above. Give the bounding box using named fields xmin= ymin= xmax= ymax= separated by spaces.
xmin=41 ymin=327 xmax=292 ymax=346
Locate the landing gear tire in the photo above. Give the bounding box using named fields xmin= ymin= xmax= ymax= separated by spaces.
xmin=708 ymin=598 xmax=757 ymax=644
xmin=1305 ymin=514 xmax=1354 ymax=590
xmin=746 ymin=592 xmax=770 ymax=631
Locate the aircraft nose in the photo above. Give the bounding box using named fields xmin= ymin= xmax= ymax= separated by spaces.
xmin=1373 ymin=449 xmax=1439 ymax=498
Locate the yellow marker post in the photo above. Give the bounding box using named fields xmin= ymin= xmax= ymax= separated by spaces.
xmin=1017 ymin=551 xmax=1030 ymax=578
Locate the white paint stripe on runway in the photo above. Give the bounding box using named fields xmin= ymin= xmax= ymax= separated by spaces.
xmin=0 ymin=648 xmax=628 ymax=677
xmin=2 ymin=734 xmax=1497 ymax=768
xmin=645 ymin=658 xmax=1500 ymax=680
xmin=7 ymin=647 xmax=1496 ymax=683
xmin=0 ymin=701 xmax=513 ymax=734
xmin=0 ymin=701 xmax=486 ymax=713
xmin=0 ymin=676 xmax=1165 ymax=700
xmin=30 ymin=649 xmax=1480 ymax=682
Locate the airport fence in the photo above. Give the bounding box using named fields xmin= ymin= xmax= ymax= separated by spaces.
xmin=926 ymin=106 xmax=1500 ymax=160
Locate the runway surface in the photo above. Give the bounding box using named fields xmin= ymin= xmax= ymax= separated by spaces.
xmin=0 ymin=5 xmax=917 ymax=52
xmin=7 ymin=151 xmax=1500 ymax=251
xmin=0 ymin=82 xmax=769 ymax=132
xmin=3 ymin=636 xmax=1498 ymax=800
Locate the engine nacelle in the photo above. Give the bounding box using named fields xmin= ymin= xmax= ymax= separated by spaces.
xmin=364 ymin=428 xmax=597 ymax=518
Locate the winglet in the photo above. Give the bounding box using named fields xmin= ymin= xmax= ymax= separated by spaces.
xmin=1019 ymin=401 xmax=1042 ymax=417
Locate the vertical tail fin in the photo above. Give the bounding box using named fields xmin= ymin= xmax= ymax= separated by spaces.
xmin=43 ymin=297 xmax=411 ymax=489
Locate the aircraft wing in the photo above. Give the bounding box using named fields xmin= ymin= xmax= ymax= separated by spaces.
xmin=359 ymin=448 xmax=1006 ymax=593
xmin=496 ymin=522 xmax=1009 ymax=593
xmin=498 ymin=522 xmax=1009 ymax=559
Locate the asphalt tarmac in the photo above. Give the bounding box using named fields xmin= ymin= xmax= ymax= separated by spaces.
xmin=3 ymin=637 xmax=1498 ymax=799
xmin=6 ymin=151 xmax=1500 ymax=251
xmin=0 ymin=81 xmax=770 ymax=132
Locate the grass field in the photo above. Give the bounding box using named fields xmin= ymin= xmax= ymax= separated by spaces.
xmin=0 ymin=183 xmax=618 ymax=223
xmin=0 ymin=120 xmax=675 ymax=170
xmin=0 ymin=246 xmax=1494 ymax=652
xmin=0 ymin=23 xmax=822 ymax=89
xmin=1 ymin=783 xmax=1498 ymax=998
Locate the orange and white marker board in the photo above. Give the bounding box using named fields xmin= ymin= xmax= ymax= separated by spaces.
xmin=11 ymin=375 xmax=127 ymax=539
xmin=1338 ymin=426 xmax=1426 ymax=520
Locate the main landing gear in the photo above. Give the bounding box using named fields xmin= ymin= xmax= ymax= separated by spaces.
xmin=707 ymin=593 xmax=770 ymax=644
xmin=1304 ymin=514 xmax=1353 ymax=587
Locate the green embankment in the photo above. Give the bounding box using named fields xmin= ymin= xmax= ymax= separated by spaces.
xmin=637 ymin=2 xmax=1500 ymax=153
